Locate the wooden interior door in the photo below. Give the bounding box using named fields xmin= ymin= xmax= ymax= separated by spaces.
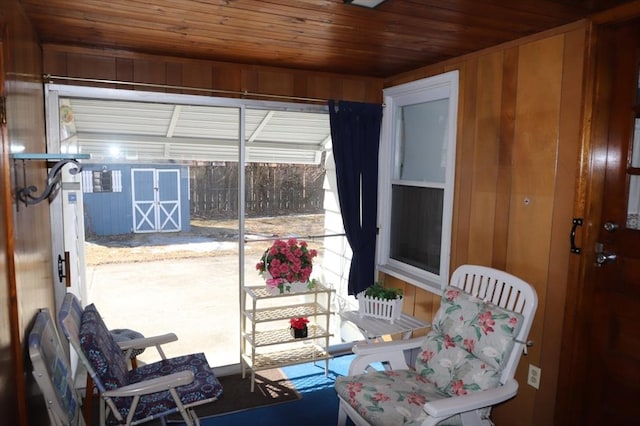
xmin=583 ymin=20 xmax=640 ymax=425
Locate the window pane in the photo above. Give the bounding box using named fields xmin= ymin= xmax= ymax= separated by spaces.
xmin=396 ymin=98 xmax=449 ymax=183
xmin=380 ymin=70 xmax=458 ymax=290
xmin=636 ymin=64 xmax=640 ymax=104
xmin=390 ymin=185 xmax=443 ymax=274
xmin=627 ymin=117 xmax=640 ymax=229
xmin=627 ymin=61 xmax=640 ymax=229
xmin=632 ymin=118 xmax=640 ymax=168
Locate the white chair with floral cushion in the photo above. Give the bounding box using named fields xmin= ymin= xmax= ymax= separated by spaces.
xmin=334 ymin=264 xmax=537 ymax=426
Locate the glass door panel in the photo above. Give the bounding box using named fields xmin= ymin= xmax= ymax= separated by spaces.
xmin=241 ymin=108 xmax=348 ymax=345
xmin=48 ymin=88 xmax=351 ymax=373
xmin=60 ymin=96 xmax=242 ymax=368
xmin=627 ymin=63 xmax=640 ymax=229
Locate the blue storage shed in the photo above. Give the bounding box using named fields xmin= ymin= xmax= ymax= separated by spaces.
xmin=81 ymin=163 xmax=191 ymax=236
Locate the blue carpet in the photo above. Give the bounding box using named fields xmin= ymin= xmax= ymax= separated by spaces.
xmin=197 ymin=354 xmax=356 ymax=426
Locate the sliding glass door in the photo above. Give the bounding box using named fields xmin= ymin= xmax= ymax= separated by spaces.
xmin=45 ymin=85 xmax=348 ymax=371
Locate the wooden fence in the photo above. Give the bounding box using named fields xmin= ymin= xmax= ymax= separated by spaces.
xmin=190 ymin=162 xmax=326 ymax=219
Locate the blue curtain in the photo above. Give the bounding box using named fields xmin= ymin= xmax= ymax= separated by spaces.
xmin=328 ymin=100 xmax=383 ymax=295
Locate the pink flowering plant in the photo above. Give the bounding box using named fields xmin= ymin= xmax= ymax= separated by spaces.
xmin=256 ymin=238 xmax=318 ymax=294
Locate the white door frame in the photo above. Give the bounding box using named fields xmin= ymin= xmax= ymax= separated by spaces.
xmin=45 ymin=88 xmax=88 ymax=310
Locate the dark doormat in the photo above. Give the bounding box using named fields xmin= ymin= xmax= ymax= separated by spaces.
xmin=170 ymin=368 xmax=301 ymax=421
xmin=89 ymin=368 xmax=300 ymax=425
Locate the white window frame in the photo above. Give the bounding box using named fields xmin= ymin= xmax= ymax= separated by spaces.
xmin=377 ymin=71 xmax=459 ymax=293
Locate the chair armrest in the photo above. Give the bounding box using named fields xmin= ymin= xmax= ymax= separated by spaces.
xmin=348 ymin=337 xmax=424 ymax=375
xmin=102 ymin=370 xmax=194 ymax=398
xmin=423 ymin=379 xmax=519 ymax=418
xmin=117 ymin=333 xmax=178 ymax=359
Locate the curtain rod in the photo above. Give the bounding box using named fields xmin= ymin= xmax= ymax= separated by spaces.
xmin=245 ymin=233 xmax=347 ymax=243
xmin=43 ymin=74 xmax=329 ymax=104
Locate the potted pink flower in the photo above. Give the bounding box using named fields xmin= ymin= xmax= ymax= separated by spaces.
xmin=256 ymin=238 xmax=318 ymax=294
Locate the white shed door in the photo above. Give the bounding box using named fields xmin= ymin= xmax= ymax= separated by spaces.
xmin=131 ymin=168 xmax=181 ymax=233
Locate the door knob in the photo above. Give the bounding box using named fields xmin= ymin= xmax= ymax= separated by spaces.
xmin=595 ymin=252 xmax=617 ymax=266
xmin=603 ymin=221 xmax=618 ymax=232
xmin=594 ymin=242 xmax=616 ymax=267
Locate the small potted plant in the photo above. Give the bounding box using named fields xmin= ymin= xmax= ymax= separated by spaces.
xmin=363 ymin=282 xmax=403 ymax=301
xmin=357 ymin=282 xmax=404 ymax=324
xmin=289 ymin=317 xmax=309 ymax=338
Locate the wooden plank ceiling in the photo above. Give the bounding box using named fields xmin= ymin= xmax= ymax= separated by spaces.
xmin=20 ymin=0 xmax=632 ymax=78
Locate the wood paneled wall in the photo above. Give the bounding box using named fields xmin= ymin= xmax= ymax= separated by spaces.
xmin=1 ymin=0 xmax=53 ymax=425
xmin=382 ymin=21 xmax=588 ymax=426
xmin=42 ymin=44 xmax=383 ymax=105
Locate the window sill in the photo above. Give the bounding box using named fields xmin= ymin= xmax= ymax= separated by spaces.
xmin=377 ymin=264 xmax=442 ymax=295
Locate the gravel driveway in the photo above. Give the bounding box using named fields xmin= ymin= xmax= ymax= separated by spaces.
xmin=85 ymin=214 xmax=325 ymax=265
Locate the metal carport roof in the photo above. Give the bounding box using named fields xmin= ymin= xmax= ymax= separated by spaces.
xmin=60 ymin=98 xmax=331 ymax=164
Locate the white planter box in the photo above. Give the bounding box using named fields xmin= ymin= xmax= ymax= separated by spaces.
xmin=357 ymin=292 xmax=404 ymax=324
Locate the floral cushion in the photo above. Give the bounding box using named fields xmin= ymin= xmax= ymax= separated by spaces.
xmin=415 ymin=334 xmax=501 ymax=395
xmin=334 ymin=370 xmax=453 ymax=426
xmin=79 ymin=304 xmax=129 ymax=390
xmin=117 ymin=353 xmax=223 ymax=422
xmin=414 ymin=286 xmax=524 ymax=396
xmin=336 ymin=286 xmax=524 ymax=425
xmin=80 ymin=304 xmax=224 ymax=423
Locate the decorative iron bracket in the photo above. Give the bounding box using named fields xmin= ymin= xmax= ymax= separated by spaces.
xmin=11 ymin=153 xmax=90 ymax=208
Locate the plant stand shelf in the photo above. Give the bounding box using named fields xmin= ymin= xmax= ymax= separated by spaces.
xmin=241 ymin=345 xmax=331 ymax=371
xmin=241 ymin=283 xmax=334 ymax=392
